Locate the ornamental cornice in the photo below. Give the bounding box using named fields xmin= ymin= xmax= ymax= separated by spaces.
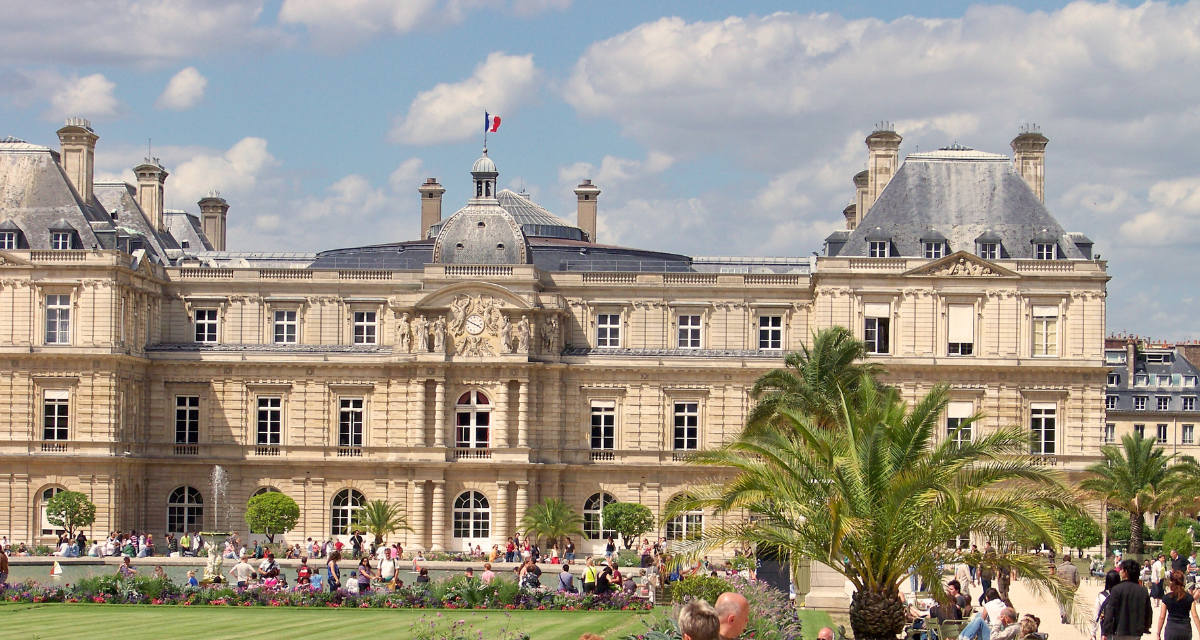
xmin=815 ymin=286 xmax=851 ymax=296
xmin=984 ymin=289 xmax=1020 ymax=300
xmin=306 ymin=295 xmax=341 ymax=305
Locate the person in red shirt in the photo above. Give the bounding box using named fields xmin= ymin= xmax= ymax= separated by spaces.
xmin=297 ymin=557 xmax=312 ymax=585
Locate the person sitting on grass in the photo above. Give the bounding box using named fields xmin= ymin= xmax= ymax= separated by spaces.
xmin=679 ymin=600 xmax=722 ymax=640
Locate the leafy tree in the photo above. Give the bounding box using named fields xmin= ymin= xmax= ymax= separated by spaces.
xmin=520 ymin=498 xmax=584 ymax=549
xmin=1056 ymin=511 xmax=1102 ymax=556
xmin=354 ymin=500 xmax=412 ymax=547
xmin=600 ymin=502 xmax=656 ymax=549
xmin=245 ymin=492 xmax=300 ymax=544
xmin=45 ymin=490 xmax=96 ymax=539
xmin=1161 ymin=527 xmax=1195 ymax=557
xmin=1107 ymin=511 xmax=1131 ymax=545
xmin=676 ymin=381 xmax=1078 ymax=640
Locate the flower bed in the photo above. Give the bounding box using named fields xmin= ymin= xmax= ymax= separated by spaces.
xmin=0 ymin=575 xmax=653 ymax=612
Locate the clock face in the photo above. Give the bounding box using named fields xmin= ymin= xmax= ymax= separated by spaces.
xmin=465 ymin=314 xmax=485 ymax=335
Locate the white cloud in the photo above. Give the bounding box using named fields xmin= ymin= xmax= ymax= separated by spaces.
xmin=156 ymin=67 xmax=208 ymax=110
xmin=390 ymin=52 xmax=540 ymax=145
xmin=46 ymin=74 xmax=124 ymax=120
xmin=278 ymin=0 xmax=441 ymax=50
xmin=170 ymin=137 xmax=279 ymax=205
xmin=1118 ymin=177 xmax=1200 ymax=246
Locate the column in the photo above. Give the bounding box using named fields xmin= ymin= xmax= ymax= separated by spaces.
xmin=431 ymin=481 xmax=446 ymax=552
xmin=412 ymin=481 xmax=427 ymax=550
xmin=433 ymin=379 xmax=446 ymax=447
xmin=515 ymin=481 xmax=529 ymax=534
xmin=517 ymin=381 xmax=529 ymax=448
xmin=411 ymin=380 xmax=426 ymax=447
xmin=494 ymin=383 xmax=509 ymax=448
xmin=394 ymin=480 xmax=411 ymax=546
xmin=495 ymin=481 xmax=510 ymax=542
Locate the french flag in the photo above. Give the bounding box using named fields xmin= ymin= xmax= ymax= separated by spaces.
xmin=485 ymin=112 xmax=501 ymax=133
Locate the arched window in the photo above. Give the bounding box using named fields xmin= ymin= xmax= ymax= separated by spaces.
xmin=167 ymin=487 xmax=204 ymax=534
xmin=252 ymin=487 xmax=281 ymax=497
xmin=665 ymin=495 xmax=702 ymax=541
xmin=583 ymin=492 xmax=616 ymax=540
xmin=455 ymin=390 xmax=491 ymax=449
xmin=40 ymin=487 xmax=66 ymax=536
xmin=452 ymin=491 xmax=490 ymax=539
xmin=331 ymin=489 xmax=365 ymax=536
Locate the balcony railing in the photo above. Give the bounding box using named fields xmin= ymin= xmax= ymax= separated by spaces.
xmin=589 ymin=450 xmax=615 ymax=462
xmin=254 ymin=446 xmax=280 ymax=456
xmin=173 ymin=445 xmax=199 ymax=456
xmin=40 ymin=442 xmax=68 ymax=453
xmin=260 ymin=269 xmax=312 ymax=280
xmin=454 ymin=448 xmax=492 ymax=459
xmin=337 ymin=447 xmax=363 ymax=457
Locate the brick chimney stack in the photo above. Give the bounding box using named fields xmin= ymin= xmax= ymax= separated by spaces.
xmin=56 ymin=118 xmax=98 ymax=203
xmin=418 ymin=178 xmax=445 ymax=239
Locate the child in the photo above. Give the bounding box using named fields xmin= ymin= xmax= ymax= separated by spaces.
xmin=186 ymin=570 xmax=199 ymax=587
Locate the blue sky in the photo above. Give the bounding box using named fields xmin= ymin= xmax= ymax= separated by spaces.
xmin=2 ymin=0 xmax=1199 ymax=339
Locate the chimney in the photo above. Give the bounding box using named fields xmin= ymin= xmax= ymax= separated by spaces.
xmin=56 ymin=118 xmax=98 ymax=203
xmin=198 ymin=191 xmax=229 ymax=251
xmin=134 ymin=158 xmax=169 ymax=232
xmin=418 ymin=178 xmax=445 ymax=239
xmin=1127 ymin=339 xmax=1137 ymax=383
xmin=1011 ymin=124 xmax=1049 ymax=202
xmin=853 ymin=169 xmax=869 ymax=227
xmin=842 ymin=203 xmax=857 ymax=230
xmin=574 ymin=179 xmax=601 ymax=243
xmin=864 ymin=123 xmax=902 ymax=215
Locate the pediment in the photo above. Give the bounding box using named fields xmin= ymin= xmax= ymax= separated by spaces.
xmin=413 ymin=281 xmax=531 ymax=310
xmin=0 ymin=251 xmax=32 ymax=267
xmin=903 ymin=251 xmax=1017 ymax=278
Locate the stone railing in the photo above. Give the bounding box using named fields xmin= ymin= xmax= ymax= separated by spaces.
xmin=179 ymin=268 xmax=234 ymax=279
xmin=582 ymin=273 xmax=637 ymax=284
xmin=1016 ymin=261 xmax=1076 ymax=273
xmin=663 ymin=273 xmax=718 ymax=285
xmin=444 ymin=265 xmax=513 ymax=277
xmin=339 ymin=270 xmax=393 ymax=280
xmin=454 ymin=448 xmax=492 ymax=460
xmin=30 ymin=250 xmax=87 ymax=262
xmin=744 ymin=273 xmax=802 ymax=285
xmin=259 ymin=269 xmax=312 ymax=280
xmin=848 ymin=258 xmax=908 ymax=271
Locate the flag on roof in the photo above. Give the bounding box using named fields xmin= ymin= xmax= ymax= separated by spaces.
xmin=485 ymin=113 xmax=501 ymax=133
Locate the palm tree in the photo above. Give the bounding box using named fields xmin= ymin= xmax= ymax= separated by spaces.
xmin=354 ymin=500 xmax=413 ymax=547
xmin=520 ymin=498 xmax=584 ymax=549
xmin=1080 ymin=433 xmax=1195 ymax=555
xmin=672 ymin=381 xmax=1078 ymax=640
xmin=746 ymin=326 xmax=884 ymax=435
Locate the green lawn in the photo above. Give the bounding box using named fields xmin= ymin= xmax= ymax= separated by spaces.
xmin=0 ymin=603 xmax=650 ymax=640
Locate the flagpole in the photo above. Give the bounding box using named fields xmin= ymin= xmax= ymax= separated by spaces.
xmin=483 ymin=110 xmax=488 ymax=152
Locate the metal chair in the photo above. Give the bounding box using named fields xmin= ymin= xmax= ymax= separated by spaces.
xmin=939 ymin=620 xmax=968 ymax=640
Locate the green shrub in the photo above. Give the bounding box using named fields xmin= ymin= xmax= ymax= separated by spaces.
xmin=1107 ymin=511 xmax=1131 ymax=543
xmin=670 ymin=575 xmax=729 ymax=606
xmin=1162 ymin=528 xmax=1195 ymax=557
xmin=616 ymin=549 xmax=641 ymax=567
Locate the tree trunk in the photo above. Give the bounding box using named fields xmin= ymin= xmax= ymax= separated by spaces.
xmin=1130 ymin=511 xmax=1144 ymax=555
xmin=849 ymin=586 xmax=906 ymax=640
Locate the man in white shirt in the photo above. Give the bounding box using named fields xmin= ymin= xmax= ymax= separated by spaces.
xmin=1150 ymin=553 xmax=1165 ymax=606
xmin=229 ymin=556 xmax=255 ymax=588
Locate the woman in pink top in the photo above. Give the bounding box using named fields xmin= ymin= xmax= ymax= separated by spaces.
xmin=481 ymin=562 xmax=495 ymax=584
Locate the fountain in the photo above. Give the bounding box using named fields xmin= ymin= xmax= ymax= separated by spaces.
xmin=200 ymin=465 xmax=233 ymax=585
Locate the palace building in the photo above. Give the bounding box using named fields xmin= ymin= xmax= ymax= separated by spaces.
xmin=0 ymin=119 xmax=1108 ymax=553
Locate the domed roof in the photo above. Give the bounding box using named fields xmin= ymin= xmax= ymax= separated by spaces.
xmin=431 ymin=201 xmax=529 ymax=265
xmin=428 ymin=189 xmax=586 ymax=241
xmin=472 ymin=152 xmax=497 ymax=174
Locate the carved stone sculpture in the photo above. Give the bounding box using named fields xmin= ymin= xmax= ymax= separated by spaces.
xmin=432 ymin=317 xmax=446 ymax=352
xmin=541 ymin=316 xmax=559 ymax=352
xmin=499 ymin=314 xmax=513 ymax=354
xmin=413 ymin=315 xmax=429 ymax=352
xmin=396 ymin=313 xmax=411 ymax=353
xmin=516 ymin=315 xmax=531 ymax=354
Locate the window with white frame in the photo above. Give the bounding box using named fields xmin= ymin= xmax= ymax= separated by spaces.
xmin=0 ymin=231 xmax=15 ymax=249
xmin=1159 ymin=375 xmax=1172 ymax=386
xmin=1157 ymin=396 xmax=1171 ymax=411
xmin=194 ymin=309 xmax=218 ymax=343
xmin=978 ymin=243 xmax=998 ymax=260
xmin=758 ymin=316 xmax=782 ymax=350
xmin=869 ymin=241 xmax=890 ymax=258
xmin=947 ymin=304 xmax=974 ymax=356
xmin=175 ymin=396 xmax=199 ymax=444
xmin=50 ymin=232 xmax=72 ymax=250
xmin=455 ymin=390 xmax=490 ymax=449
xmin=40 ymin=487 xmax=66 ymax=536
xmin=167 ymin=487 xmax=203 ymax=535
xmin=119 ymin=298 xmax=126 ymax=344
xmin=1135 ymin=423 xmax=1145 ymax=438
xmin=1032 ymin=306 xmax=1058 ymax=357
xmin=1134 ymin=396 xmax=1147 ymax=410
xmin=677 ymin=314 xmax=701 ymax=349
xmin=1185 ymin=397 xmax=1197 ymax=411
xmin=583 ymin=492 xmax=616 ymax=539
xmin=863 ymin=303 xmax=890 ymax=355
xmin=256 ymin=397 xmax=281 ymax=446
xmin=43 ymin=390 xmax=69 ymax=440
xmin=1157 ymin=424 xmax=1169 ymax=443
xmin=339 ymin=398 xmax=364 ymax=449
xmin=596 ymin=313 xmax=620 ymax=348
xmin=274 ymin=310 xmax=298 ymax=344
xmin=1106 ymin=396 xmax=1118 ymax=410
xmin=45 ymin=294 xmax=71 ymax=345
xmin=330 ymin=489 xmax=364 ymax=536
xmin=590 ymin=401 xmax=615 ymax=450
xmin=1108 ymin=373 xmax=1120 ymax=386
xmin=452 ymin=491 xmax=490 ymax=539
xmin=946 ymin=401 xmax=974 ymax=447
xmin=1185 ymin=377 xmax=1198 ymax=387
xmin=1135 ymin=375 xmax=1149 ymax=387
xmin=1106 ymin=351 xmax=1128 ymax=365
xmin=924 ymin=242 xmax=944 ymax=259
xmin=353 ymin=311 xmax=376 ymax=345
xmin=665 ymin=496 xmax=703 ymax=541
xmin=1184 ymin=424 xmax=1195 ymax=445
xmin=673 ymin=401 xmax=699 ymax=450
xmin=1035 ymin=243 xmax=1056 ymax=260
xmin=1030 ymin=403 xmax=1056 ymax=455
xmin=1105 ymin=423 xmax=1116 ymax=443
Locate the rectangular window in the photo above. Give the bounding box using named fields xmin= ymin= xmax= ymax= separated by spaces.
xmin=673 ymin=402 xmax=699 ymax=450
xmin=978 ymin=243 xmax=998 ymax=260
xmin=1030 ymin=403 xmax=1056 ymax=455
xmin=924 ymin=242 xmax=944 ymax=259
xmin=1135 ymin=374 xmax=1149 ymax=387
xmin=45 ymin=294 xmax=71 ymax=345
xmin=175 ymin=396 xmax=199 ymax=444
xmin=1157 ymin=424 xmax=1169 ymax=443
xmin=869 ymin=241 xmax=889 ymax=258
xmin=1184 ymin=424 xmax=1195 ymax=445
xmin=353 ymin=311 xmax=376 ymax=345
xmin=758 ymin=316 xmax=783 ymax=350
xmin=119 ymin=298 xmax=126 ymax=344
xmin=1108 ymin=373 xmax=1120 ymax=386
xmin=946 ymin=401 xmax=974 ymax=447
xmin=1185 ymin=377 xmax=1197 ymax=387
xmin=1134 ymin=396 xmax=1147 ymax=410
xmin=50 ymin=232 xmax=71 ymax=250
xmin=1106 ymin=351 xmax=1128 ymax=365
xmin=1105 ymin=423 xmax=1116 ymax=443
xmin=1185 ymin=397 xmax=1196 ymax=411
xmin=0 ymin=231 xmax=15 ymax=249
xmin=256 ymin=397 xmax=281 ymax=446
xmin=596 ymin=314 xmax=621 ymax=348
xmin=1135 ymin=423 xmax=1145 ymax=438
xmin=1157 ymin=396 xmax=1171 ymax=411
xmin=43 ymin=390 xmax=69 ymax=441
xmin=677 ymin=314 xmax=701 ymax=349
xmin=339 ymin=398 xmax=364 ymax=448
xmin=194 ymin=309 xmax=218 ymax=343
xmin=1035 ymin=243 xmax=1056 ymax=260
xmin=1032 ymin=306 xmax=1058 ymax=357
xmin=863 ymin=303 xmax=890 ymax=355
xmin=1160 ymin=375 xmax=1173 ymax=386
xmin=590 ymin=401 xmax=616 ymax=450
xmin=1106 ymin=396 xmax=1118 ymax=410
xmin=274 ymin=310 xmax=298 ymax=344
xmin=947 ymin=304 xmax=974 ymax=356
xmin=666 ymin=512 xmax=703 ymax=541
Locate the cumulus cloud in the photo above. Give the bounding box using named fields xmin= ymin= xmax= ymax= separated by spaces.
xmin=45 ymin=74 xmax=124 ymax=120
xmin=1118 ymin=177 xmax=1200 ymax=246
xmin=390 ymin=52 xmax=540 ymax=145
xmin=156 ymin=67 xmax=208 ymax=110
xmin=170 ymin=137 xmax=280 ymax=205
xmin=278 ymin=0 xmax=442 ymax=50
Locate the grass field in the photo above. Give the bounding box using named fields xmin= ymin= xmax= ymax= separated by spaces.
xmin=0 ymin=602 xmax=834 ymax=639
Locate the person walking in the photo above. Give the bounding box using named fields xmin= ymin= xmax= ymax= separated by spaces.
xmin=1058 ymin=553 xmax=1081 ymax=624
xmin=326 ymin=550 xmax=342 ymax=593
xmin=1103 ymin=559 xmax=1153 ymax=640
xmin=0 ymin=545 xmax=9 ymax=584
xmin=1154 ymin=570 xmax=1199 ymax=640
xmin=356 ymin=556 xmax=374 ymax=594
xmin=1151 ymin=554 xmax=1166 ymax=606
xmin=1097 ymin=570 xmax=1121 ymax=640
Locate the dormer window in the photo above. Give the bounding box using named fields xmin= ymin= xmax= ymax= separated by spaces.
xmin=0 ymin=231 xmax=14 ymax=250
xmin=1035 ymin=243 xmax=1056 ymax=260
xmin=181 ymin=240 xmax=190 ymax=249
xmin=51 ymin=232 xmax=72 ymax=250
xmin=924 ymin=242 xmax=944 ymax=259
xmin=978 ymin=243 xmax=998 ymax=260
xmin=869 ymin=241 xmax=890 ymax=258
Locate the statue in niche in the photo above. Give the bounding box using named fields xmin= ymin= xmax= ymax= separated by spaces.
xmin=515 ymin=315 xmax=531 ymax=354
xmin=541 ymin=315 xmax=559 ymax=353
xmin=432 ymin=316 xmax=446 ymax=352
xmin=499 ymin=314 xmax=513 ymax=354
xmin=396 ymin=313 xmax=411 ymax=353
xmin=412 ymin=315 xmax=429 ymax=352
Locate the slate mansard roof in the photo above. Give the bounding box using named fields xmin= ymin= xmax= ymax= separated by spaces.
xmin=834 ymin=148 xmax=1087 ymax=259
xmin=1106 ymin=348 xmax=1200 ymax=414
